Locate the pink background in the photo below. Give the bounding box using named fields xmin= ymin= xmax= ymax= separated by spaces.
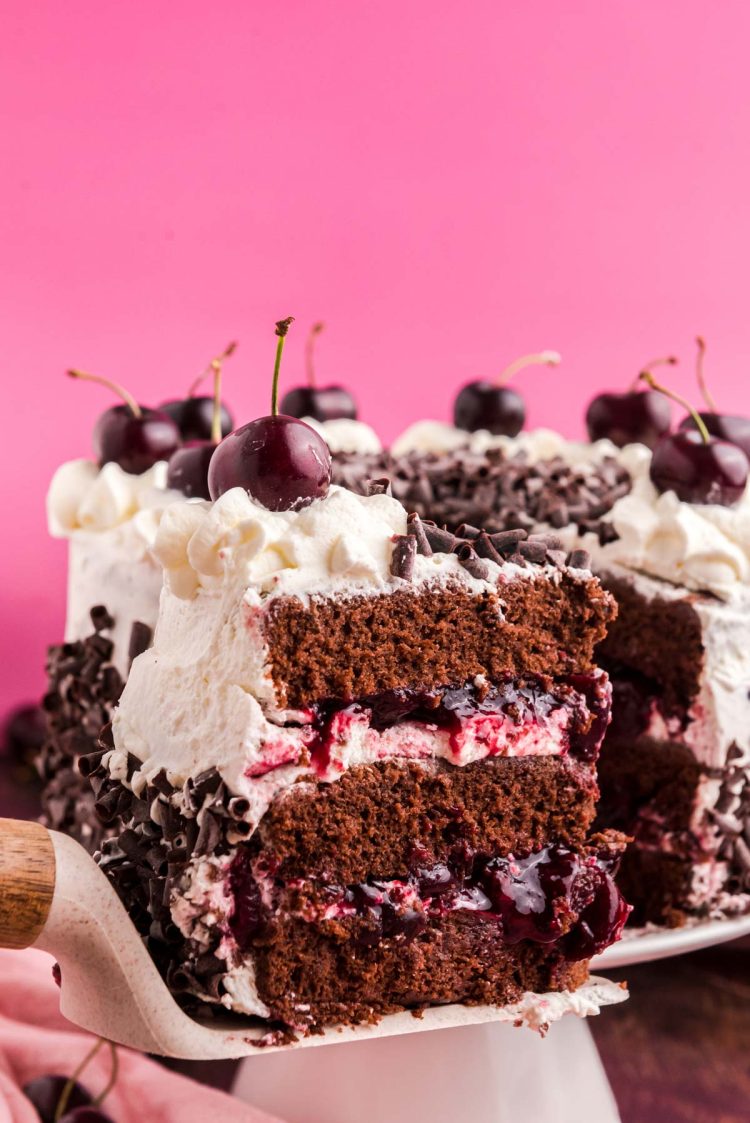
xmin=4 ymin=0 xmax=750 ymax=705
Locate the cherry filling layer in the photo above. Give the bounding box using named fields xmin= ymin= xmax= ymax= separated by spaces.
xmin=300 ymin=671 xmax=611 ymax=774
xmin=228 ymin=839 xmax=630 ymax=963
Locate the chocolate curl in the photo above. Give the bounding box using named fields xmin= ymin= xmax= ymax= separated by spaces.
xmin=193 ymin=809 xmax=222 ymax=857
xmin=567 ymin=549 xmax=591 ymax=571
xmin=390 ymin=535 xmax=417 ymax=581
xmin=366 ymin=477 xmax=392 ymax=496
xmin=90 ymin=605 xmax=115 ymax=632
xmin=129 ymin=621 xmax=153 ymax=664
xmin=407 ymin=512 xmax=433 ymax=556
xmin=454 ymin=523 xmax=482 ymax=540
xmin=474 ymin=531 xmax=504 ymax=565
xmin=455 ymin=543 xmax=490 ymax=581
xmin=489 ymin=529 xmax=528 ymax=555
xmin=423 ymin=522 xmax=457 ymax=553
xmin=518 ymin=539 xmax=547 ymax=564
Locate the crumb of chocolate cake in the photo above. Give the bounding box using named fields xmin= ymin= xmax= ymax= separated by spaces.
xmin=597 ymin=575 xmax=705 ymax=712
xmin=266 ymin=576 xmax=615 ymax=709
xmin=257 ymin=757 xmax=598 ymax=882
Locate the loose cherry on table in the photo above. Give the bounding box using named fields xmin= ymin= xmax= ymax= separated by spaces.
xmin=279 ymin=321 xmax=358 ymax=422
xmin=453 ymin=351 xmax=561 ymax=437
xmin=585 ymin=356 xmax=676 ymax=449
xmin=166 ymin=344 xmax=235 ymax=499
xmin=641 ymin=370 xmax=749 ymax=506
xmin=67 ymin=370 xmax=181 ymax=475
xmin=160 ymin=341 xmax=236 ymax=440
xmin=22 ymin=1076 xmax=92 ymax=1123
xmin=208 ymin=317 xmax=333 ymax=511
xmin=677 ymin=335 xmax=750 ymax=459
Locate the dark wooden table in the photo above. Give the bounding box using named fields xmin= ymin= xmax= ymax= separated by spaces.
xmin=592 ymin=941 xmax=750 ymax=1123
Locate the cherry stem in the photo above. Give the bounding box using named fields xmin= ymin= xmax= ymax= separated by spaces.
xmin=305 ymin=322 xmax=325 ymax=388
xmin=272 ymin=317 xmax=294 ymax=416
xmin=67 ymin=369 xmax=141 ymax=418
xmin=187 ymin=341 xmax=237 ymax=398
xmin=695 ymin=335 xmax=717 ymax=412
xmin=93 ymin=1042 xmax=119 ymax=1108
xmin=211 ymin=361 xmax=223 ymax=444
xmin=496 ymin=350 xmax=561 ymax=386
xmin=54 ymin=1038 xmax=105 ymax=1122
xmin=639 ymin=370 xmax=710 ymax=443
xmin=628 ymin=355 xmax=677 ymax=392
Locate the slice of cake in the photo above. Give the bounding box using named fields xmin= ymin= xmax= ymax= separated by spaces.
xmin=89 ymin=483 xmax=628 ymax=1032
xmin=334 ymin=425 xmax=750 ymax=927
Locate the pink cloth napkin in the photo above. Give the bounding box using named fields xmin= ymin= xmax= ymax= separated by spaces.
xmin=0 ymin=949 xmax=284 ymax=1123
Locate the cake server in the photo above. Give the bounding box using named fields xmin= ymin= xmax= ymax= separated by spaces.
xmin=0 ymin=817 xmax=626 ymax=1060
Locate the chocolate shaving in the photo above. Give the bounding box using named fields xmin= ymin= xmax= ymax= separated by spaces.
xmin=390 ymin=535 xmax=417 ymax=581
xmin=455 ymin=543 xmax=490 ymax=581
xmin=366 ymin=478 xmax=392 ymax=496
xmin=90 ymin=605 xmax=115 ymax=632
xmin=406 ymin=513 xmax=433 ymax=557
xmin=129 ymin=621 xmax=153 ymax=664
xmin=567 ymin=550 xmax=591 ymax=571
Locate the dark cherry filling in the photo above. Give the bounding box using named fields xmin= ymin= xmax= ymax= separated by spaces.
xmin=228 ymin=840 xmax=629 ymax=962
xmin=304 ymin=672 xmax=610 ymax=772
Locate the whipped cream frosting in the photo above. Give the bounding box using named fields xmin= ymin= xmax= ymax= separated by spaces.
xmin=47 ymin=459 xmax=179 ymax=672
xmin=391 ymin=422 xmax=750 ymax=602
xmin=303 ymin=417 xmax=383 ymax=454
xmin=583 ymin=444 xmax=750 ymax=604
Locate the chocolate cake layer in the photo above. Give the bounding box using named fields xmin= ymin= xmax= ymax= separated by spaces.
xmin=596 ymin=737 xmax=703 ymax=838
xmin=252 ymin=913 xmax=591 ymax=1026
xmin=267 ymin=575 xmax=615 ymax=709
xmin=612 ymin=847 xmax=695 ymax=928
xmin=597 ymin=575 xmax=704 ymax=712
xmin=258 ymin=757 xmax=598 ymax=883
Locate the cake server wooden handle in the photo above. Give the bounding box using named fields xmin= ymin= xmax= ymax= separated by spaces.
xmin=0 ymin=818 xmax=56 ymax=949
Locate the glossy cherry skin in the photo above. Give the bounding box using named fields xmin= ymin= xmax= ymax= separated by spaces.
xmin=160 ymin=396 xmax=234 ymax=441
xmin=585 ymin=390 xmax=671 ymax=449
xmin=453 ymin=382 xmax=525 ymax=436
xmin=207 ymin=415 xmax=332 ymax=511
xmin=93 ymin=405 xmax=181 ymax=475
xmin=678 ymin=411 xmax=750 ymax=460
xmin=22 ymin=1076 xmax=92 ymax=1123
xmin=650 ymin=428 xmax=749 ymax=505
xmin=279 ymin=385 xmax=357 ymax=423
xmin=166 ymin=441 xmax=214 ymax=499
xmin=2 ymin=703 xmax=46 ymax=763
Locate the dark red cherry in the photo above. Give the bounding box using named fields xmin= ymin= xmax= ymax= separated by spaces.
xmin=679 ymin=412 xmax=750 ymax=460
xmin=650 ymin=428 xmax=749 ymax=505
xmin=2 ymin=703 xmax=46 ymax=764
xmin=279 ymin=385 xmax=357 ymax=423
xmin=92 ymin=404 xmax=181 ymax=474
xmin=160 ymin=396 xmax=234 ymax=442
xmin=22 ymin=1076 xmax=92 ymax=1123
xmin=585 ymin=390 xmax=671 ymax=449
xmin=166 ymin=441 xmax=215 ymax=499
xmin=60 ymin=1109 xmax=115 ymax=1123
xmin=208 ymin=415 xmax=332 ymax=511
xmin=454 ymin=382 xmax=525 ymax=436
xmin=454 ymin=351 xmax=561 ymax=437
xmin=280 ymin=323 xmax=357 ymax=421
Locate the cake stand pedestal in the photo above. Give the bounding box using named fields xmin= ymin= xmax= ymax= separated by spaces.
xmin=232 ymin=1016 xmax=621 ymax=1123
